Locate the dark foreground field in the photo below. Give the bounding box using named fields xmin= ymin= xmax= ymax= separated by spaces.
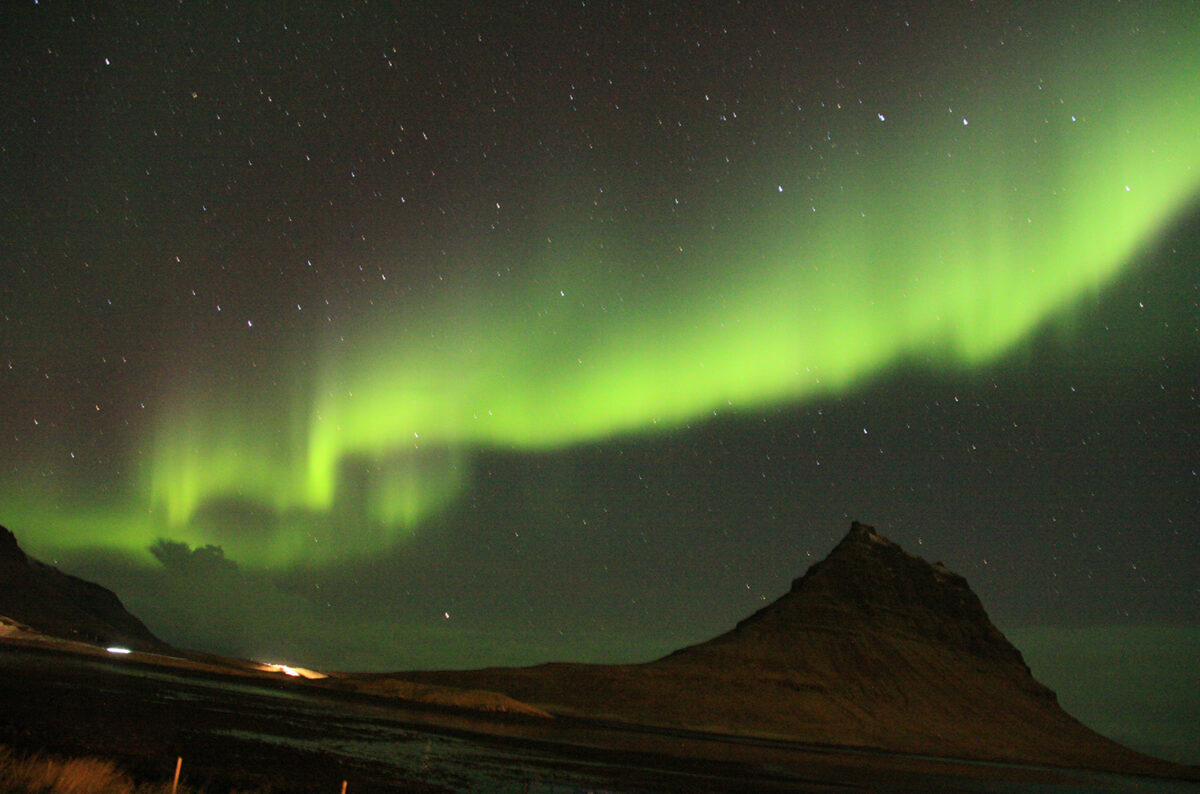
xmin=1 ymin=645 xmax=1196 ymax=794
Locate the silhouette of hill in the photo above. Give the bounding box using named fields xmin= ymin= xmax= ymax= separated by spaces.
xmin=0 ymin=525 xmax=166 ymax=652
xmin=376 ymin=522 xmax=1187 ymax=776
xmin=3 ymin=519 xmax=1192 ymax=778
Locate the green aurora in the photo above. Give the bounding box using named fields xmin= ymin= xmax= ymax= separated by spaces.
xmin=12 ymin=8 xmax=1200 ymax=567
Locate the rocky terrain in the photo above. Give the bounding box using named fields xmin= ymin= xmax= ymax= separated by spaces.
xmin=374 ymin=522 xmax=1188 ymax=777
xmin=0 ymin=525 xmax=166 ymax=652
xmin=3 ymin=519 xmax=1194 ymax=781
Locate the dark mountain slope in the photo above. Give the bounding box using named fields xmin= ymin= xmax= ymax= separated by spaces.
xmin=0 ymin=525 xmax=166 ymax=651
xmin=382 ymin=522 xmax=1183 ymax=775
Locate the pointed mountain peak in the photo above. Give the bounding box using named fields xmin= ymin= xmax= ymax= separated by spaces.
xmin=847 ymin=519 xmax=882 ymax=540
xmin=792 ymin=519 xmax=963 ymax=594
xmin=394 ymin=521 xmax=1182 ymax=775
xmin=837 ymin=519 xmax=896 ymax=550
xmin=684 ymin=521 xmax=1030 ymax=671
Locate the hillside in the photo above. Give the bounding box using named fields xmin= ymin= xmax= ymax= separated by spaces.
xmin=0 ymin=525 xmax=166 ymax=652
xmin=373 ymin=522 xmax=1186 ymax=776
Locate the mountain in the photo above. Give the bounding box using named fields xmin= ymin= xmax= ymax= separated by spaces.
xmin=378 ymin=522 xmax=1181 ymax=775
xmin=0 ymin=524 xmax=166 ymax=652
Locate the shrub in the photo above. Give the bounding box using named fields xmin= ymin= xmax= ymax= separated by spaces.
xmin=0 ymin=745 xmax=136 ymax=794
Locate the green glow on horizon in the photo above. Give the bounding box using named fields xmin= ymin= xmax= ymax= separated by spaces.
xmin=11 ymin=6 xmax=1200 ymax=567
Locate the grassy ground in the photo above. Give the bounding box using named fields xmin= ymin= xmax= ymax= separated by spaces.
xmin=0 ymin=745 xmax=274 ymax=794
xmin=0 ymin=744 xmax=154 ymax=794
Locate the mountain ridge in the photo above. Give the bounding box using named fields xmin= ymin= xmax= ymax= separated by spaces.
xmin=2 ymin=519 xmax=1193 ymax=778
xmin=680 ymin=521 xmax=1032 ymax=667
xmin=0 ymin=524 xmax=166 ymax=652
xmin=369 ymin=521 xmax=1187 ymax=776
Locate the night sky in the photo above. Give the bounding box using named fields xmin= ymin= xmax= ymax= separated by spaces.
xmin=2 ymin=0 xmax=1197 ymax=764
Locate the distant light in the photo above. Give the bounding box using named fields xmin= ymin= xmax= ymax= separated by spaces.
xmin=257 ymin=660 xmax=326 ymax=679
xmin=106 ymin=646 xmax=132 ymax=654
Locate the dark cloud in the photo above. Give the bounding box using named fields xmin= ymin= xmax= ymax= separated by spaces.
xmin=149 ymin=539 xmax=239 ymax=577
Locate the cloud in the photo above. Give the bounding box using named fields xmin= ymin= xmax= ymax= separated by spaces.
xmin=149 ymin=538 xmax=239 ymax=577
